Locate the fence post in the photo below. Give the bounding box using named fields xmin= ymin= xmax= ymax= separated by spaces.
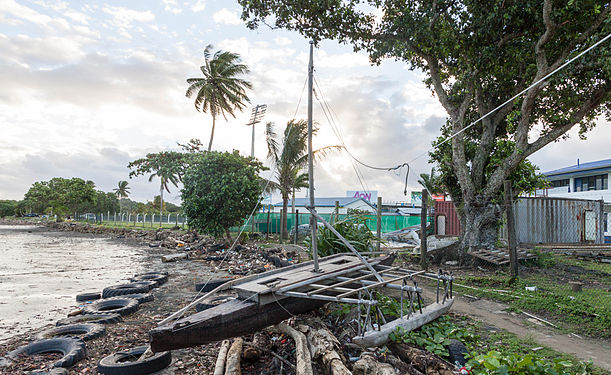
xmin=266 ymin=208 xmax=271 ymax=240
xmin=294 ymin=210 xmax=299 ymax=244
xmin=420 ymin=189 xmax=428 ymax=270
xmin=504 ymin=180 xmax=518 ymax=279
xmin=376 ymin=196 xmax=382 ymax=252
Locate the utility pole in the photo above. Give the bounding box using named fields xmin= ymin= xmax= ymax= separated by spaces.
xmin=245 ymin=104 xmax=267 ymax=158
xmin=307 ymin=41 xmax=319 ymax=273
xmin=376 ymin=196 xmax=382 ymax=252
xmin=420 ymin=189 xmax=428 ymax=270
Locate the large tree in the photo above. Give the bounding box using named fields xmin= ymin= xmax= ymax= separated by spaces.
xmin=23 ymin=178 xmax=97 ymax=216
xmin=186 ymin=45 xmax=253 ymax=151
xmin=181 ymin=150 xmax=264 ymax=241
xmin=239 ymin=0 xmax=610 ymax=250
xmin=265 ymin=120 xmax=340 ymax=240
xmin=128 ymin=151 xmax=184 ymax=221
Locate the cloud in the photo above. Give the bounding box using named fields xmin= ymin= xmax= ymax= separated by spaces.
xmin=191 ymin=0 xmax=206 ymax=12
xmin=102 ymin=5 xmax=155 ymax=28
xmin=162 ymin=0 xmax=183 ymax=14
xmin=0 ymin=0 xmax=52 ymax=26
xmin=213 ymin=8 xmax=242 ymax=25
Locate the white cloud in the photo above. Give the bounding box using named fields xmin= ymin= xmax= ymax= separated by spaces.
xmin=274 ymin=37 xmax=292 ymax=46
xmin=213 ymin=8 xmax=242 ymax=25
xmin=0 ymin=0 xmax=52 ymax=26
xmin=102 ymin=5 xmax=155 ymax=28
xmin=191 ymin=0 xmax=206 ymax=13
xmin=162 ymin=0 xmax=183 ymax=14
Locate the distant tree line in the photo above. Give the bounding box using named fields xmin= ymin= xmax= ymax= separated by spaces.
xmin=0 ymin=177 xmax=182 ymax=218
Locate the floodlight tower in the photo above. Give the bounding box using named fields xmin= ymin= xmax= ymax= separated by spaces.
xmin=245 ymin=104 xmax=267 ymax=158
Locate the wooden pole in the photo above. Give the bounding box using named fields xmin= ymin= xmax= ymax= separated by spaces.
xmin=307 ymin=40 xmax=319 ymax=272
xmin=504 ymin=180 xmax=518 ymax=279
xmin=294 ymin=209 xmax=299 ymax=244
xmin=333 ymin=200 xmax=339 ymax=224
xmin=420 ymin=189 xmax=428 ymax=270
xmin=376 ymin=196 xmax=382 ymax=252
xmin=266 ymin=207 xmax=271 ymax=240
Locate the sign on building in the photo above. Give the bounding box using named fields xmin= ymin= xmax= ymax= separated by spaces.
xmin=346 ymin=190 xmax=378 ymax=203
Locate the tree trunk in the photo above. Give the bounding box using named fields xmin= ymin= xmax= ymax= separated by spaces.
xmin=277 ymin=322 xmax=313 ymax=375
xmin=389 ymin=343 xmax=454 ymax=375
xmin=160 ymin=181 xmax=164 ymax=228
xmin=281 ymin=194 xmax=289 ymax=240
xmin=213 ymin=340 xmax=231 ymax=375
xmin=208 ymin=115 xmax=216 ymax=151
xmin=225 ymin=228 xmax=232 ymax=244
xmin=300 ymin=318 xmax=352 ymax=375
xmin=458 ymin=198 xmax=501 ymax=256
xmin=225 ymin=338 xmax=243 ymax=375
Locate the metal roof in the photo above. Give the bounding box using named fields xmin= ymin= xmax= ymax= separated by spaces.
xmin=544 ymin=158 xmax=611 ymax=177
xmin=273 ymin=197 xmax=374 ymax=208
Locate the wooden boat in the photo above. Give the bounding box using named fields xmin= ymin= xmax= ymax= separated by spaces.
xmin=149 ymin=253 xmax=454 ymax=352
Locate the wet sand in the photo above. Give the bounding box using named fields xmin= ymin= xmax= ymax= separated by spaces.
xmin=0 ymin=224 xmax=151 ymax=341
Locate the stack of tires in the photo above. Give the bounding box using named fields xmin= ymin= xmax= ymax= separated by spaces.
xmin=1 ymin=271 xmax=172 ymax=375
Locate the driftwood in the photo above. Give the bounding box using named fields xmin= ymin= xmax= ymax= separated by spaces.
xmin=389 ymin=343 xmax=454 ymax=375
xmin=277 ymin=322 xmax=313 ymax=375
xmin=386 ymin=354 xmax=425 ymax=375
xmin=353 ymin=352 xmax=395 ymax=375
xmin=161 ymin=253 xmax=188 ymax=262
xmin=243 ymin=343 xmax=296 ymax=370
xmin=243 ymin=332 xmax=269 ymax=362
xmin=300 ymin=318 xmax=352 ymax=375
xmin=213 ymin=340 xmax=231 ymax=375
xmin=225 ymin=338 xmax=243 ymax=375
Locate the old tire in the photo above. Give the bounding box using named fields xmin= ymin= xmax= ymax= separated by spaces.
xmin=75 ymin=292 xmax=101 ymax=302
xmin=35 ymin=323 xmax=105 ymax=341
xmin=27 ymin=369 xmax=68 ymax=375
xmin=56 ymin=313 xmax=122 ymax=326
xmin=194 ymin=279 xmax=227 ymax=293
xmin=97 ymin=346 xmax=171 ymax=375
xmin=447 ymin=339 xmax=468 ymax=367
xmin=195 ymin=295 xmax=236 ymax=312
xmin=7 ymin=338 xmax=86 ymax=368
xmin=132 ymin=273 xmax=167 ymax=286
xmin=129 ymin=280 xmax=157 ymax=290
xmin=118 ymin=293 xmax=154 ymax=304
xmin=102 ymin=283 xmax=150 ymax=298
xmin=82 ymin=298 xmax=139 ymax=316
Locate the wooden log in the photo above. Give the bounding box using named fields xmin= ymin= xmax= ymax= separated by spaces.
xmin=353 ymin=352 xmax=395 ymax=375
xmin=277 ymin=322 xmax=313 ymax=375
xmin=150 ymin=297 xmax=325 ymax=352
xmin=225 ymin=338 xmax=243 ymax=375
xmin=300 ymin=317 xmax=352 ymax=375
xmin=385 ymin=355 xmax=424 ymax=375
xmin=213 ymin=340 xmax=230 ymax=375
xmin=242 ymin=332 xmax=268 ymax=362
xmin=161 ymin=253 xmax=188 ymax=262
xmin=389 ymin=343 xmax=454 ymax=375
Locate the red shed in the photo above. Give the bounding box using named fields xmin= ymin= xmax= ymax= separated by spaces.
xmin=434 ymin=201 xmax=461 ymax=236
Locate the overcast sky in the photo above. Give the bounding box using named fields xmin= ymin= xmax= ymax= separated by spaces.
xmin=0 ymin=0 xmax=608 ymax=205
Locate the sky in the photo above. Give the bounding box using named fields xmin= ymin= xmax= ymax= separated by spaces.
xmin=0 ymin=0 xmax=609 ymax=205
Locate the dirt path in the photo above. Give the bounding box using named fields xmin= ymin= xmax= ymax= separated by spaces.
xmin=421 ymin=285 xmax=611 ymax=371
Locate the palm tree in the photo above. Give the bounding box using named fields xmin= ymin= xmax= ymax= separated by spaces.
xmin=113 ymin=181 xmax=130 ymax=198
xmin=149 ymin=171 xmax=180 ymax=223
xmin=186 ymin=45 xmax=252 ymax=151
xmin=418 ymin=168 xmax=443 ymax=195
xmin=265 ymin=120 xmax=340 ymax=240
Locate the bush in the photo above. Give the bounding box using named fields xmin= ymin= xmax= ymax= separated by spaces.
xmin=181 ymin=151 xmax=263 ymax=241
xmin=305 ymin=214 xmax=377 ymax=257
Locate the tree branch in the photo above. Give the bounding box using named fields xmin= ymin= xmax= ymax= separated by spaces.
xmin=535 ymin=0 xmax=555 ymax=74
xmin=424 ymin=55 xmax=458 ymax=119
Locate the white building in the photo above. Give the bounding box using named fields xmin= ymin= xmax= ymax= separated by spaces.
xmin=273 ymin=197 xmax=376 ymax=214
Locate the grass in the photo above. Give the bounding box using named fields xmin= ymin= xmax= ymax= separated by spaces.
xmin=453 ymin=256 xmax=611 ymax=338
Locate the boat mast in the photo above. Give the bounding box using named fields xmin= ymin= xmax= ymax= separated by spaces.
xmin=307 ymin=40 xmax=320 ymax=272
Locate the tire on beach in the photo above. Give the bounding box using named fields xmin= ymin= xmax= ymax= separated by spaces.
xmin=131 ymin=273 xmax=168 ymax=286
xmin=27 ymin=368 xmax=68 ymax=375
xmin=194 ymin=279 xmax=228 ymax=293
xmin=76 ymin=292 xmax=101 ymax=302
xmin=142 ymin=270 xmax=168 ymax=276
xmin=56 ymin=313 xmax=122 ymax=326
xmin=446 ymin=339 xmax=468 ymax=367
xmin=102 ymin=283 xmax=150 ymax=298
xmin=7 ymin=338 xmax=86 ymax=368
xmin=195 ymin=295 xmax=236 ymax=312
xmin=97 ymin=346 xmax=171 ymax=375
xmin=35 ymin=323 xmax=105 ymax=342
xmin=130 ymin=280 xmax=158 ymax=290
xmin=82 ymin=298 xmax=139 ymax=317
xmin=116 ymin=293 xmax=154 ymax=304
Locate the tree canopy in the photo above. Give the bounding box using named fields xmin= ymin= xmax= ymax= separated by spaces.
xmin=186 ymin=45 xmax=253 ymax=151
xmin=23 ymin=178 xmax=97 ymax=216
xmin=239 ymin=0 xmax=610 ymax=249
xmin=181 ymin=150 xmax=264 ymax=241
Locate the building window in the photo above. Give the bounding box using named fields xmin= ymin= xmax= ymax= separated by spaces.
xmin=574 ymin=174 xmax=608 ymax=192
xmin=551 ymin=179 xmax=569 ymax=188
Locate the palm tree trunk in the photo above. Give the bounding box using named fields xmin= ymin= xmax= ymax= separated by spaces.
xmin=208 ymin=115 xmax=216 ymax=151
xmin=281 ymin=194 xmax=289 ymax=240
xmin=160 ymin=182 xmax=164 ymax=227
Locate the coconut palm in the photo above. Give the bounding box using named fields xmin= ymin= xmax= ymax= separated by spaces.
xmin=418 ymin=168 xmax=443 ymax=196
xmin=113 ymin=181 xmax=130 ymax=198
xmin=186 ymin=45 xmax=252 ymax=151
xmin=265 ymin=120 xmax=340 ymax=240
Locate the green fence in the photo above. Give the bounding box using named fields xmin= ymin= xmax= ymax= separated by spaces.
xmin=232 ymin=212 xmax=423 ymax=234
